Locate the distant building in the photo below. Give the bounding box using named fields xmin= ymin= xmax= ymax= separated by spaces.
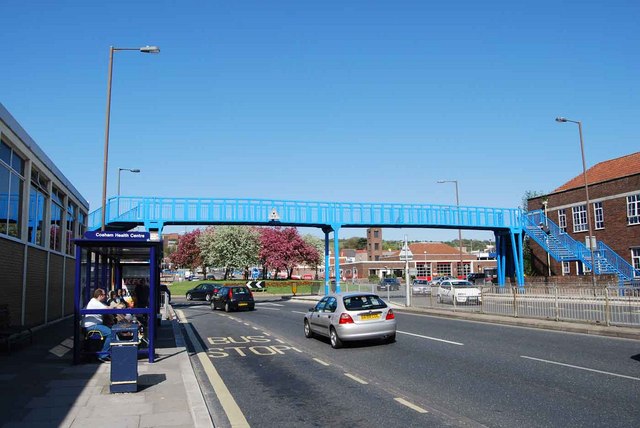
xmin=528 ymin=151 xmax=640 ymax=277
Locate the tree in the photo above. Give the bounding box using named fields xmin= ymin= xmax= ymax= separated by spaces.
xmin=302 ymin=234 xmax=323 ymax=278
xmin=169 ymin=230 xmax=203 ymax=272
xmin=260 ymin=227 xmax=309 ymax=279
xmin=198 ymin=226 xmax=260 ymax=280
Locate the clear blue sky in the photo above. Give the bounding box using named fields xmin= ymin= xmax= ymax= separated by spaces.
xmin=2 ymin=0 xmax=638 ymax=241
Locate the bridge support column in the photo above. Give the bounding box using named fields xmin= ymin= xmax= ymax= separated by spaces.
xmin=323 ymin=227 xmax=331 ymax=295
xmin=495 ymin=229 xmax=525 ymax=286
xmin=333 ymin=225 xmax=341 ymax=293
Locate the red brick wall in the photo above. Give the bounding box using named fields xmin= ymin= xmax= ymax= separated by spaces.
xmin=528 ymin=175 xmax=640 ymax=275
xmin=0 ymin=239 xmax=25 ymax=326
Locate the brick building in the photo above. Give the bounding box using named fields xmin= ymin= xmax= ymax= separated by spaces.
xmin=527 ymin=152 xmax=640 ymax=277
xmin=0 ymin=103 xmax=89 ymax=328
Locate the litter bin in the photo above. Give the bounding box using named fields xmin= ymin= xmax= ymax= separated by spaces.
xmin=110 ymin=322 xmax=139 ymax=393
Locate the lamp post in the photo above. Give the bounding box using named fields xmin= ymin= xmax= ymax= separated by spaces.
xmin=542 ymin=198 xmax=551 ymax=276
xmin=555 ymin=117 xmax=597 ymax=287
xmin=437 ymin=180 xmax=464 ymax=278
xmin=117 ymin=168 xmax=141 ymax=196
xmin=101 ymin=45 xmax=160 ymax=231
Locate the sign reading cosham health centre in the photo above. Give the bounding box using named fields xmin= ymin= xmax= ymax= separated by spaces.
xmin=84 ymin=231 xmax=150 ymax=241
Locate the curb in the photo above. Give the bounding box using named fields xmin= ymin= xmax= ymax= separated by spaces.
xmin=168 ymin=305 xmax=214 ymax=428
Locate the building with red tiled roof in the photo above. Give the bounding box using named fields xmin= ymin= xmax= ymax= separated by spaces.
xmin=528 ymin=151 xmax=640 ymax=277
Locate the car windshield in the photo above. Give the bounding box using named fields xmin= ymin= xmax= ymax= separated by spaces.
xmin=451 ymin=281 xmax=475 ymax=288
xmin=343 ymin=295 xmax=387 ymax=311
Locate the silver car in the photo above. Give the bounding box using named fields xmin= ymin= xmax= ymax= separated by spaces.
xmin=304 ymin=292 xmax=397 ymax=349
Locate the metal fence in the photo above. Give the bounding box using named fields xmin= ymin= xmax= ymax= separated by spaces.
xmin=351 ymin=282 xmax=640 ymax=328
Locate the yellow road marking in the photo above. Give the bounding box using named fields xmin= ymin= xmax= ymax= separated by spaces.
xmin=176 ymin=310 xmax=250 ymax=427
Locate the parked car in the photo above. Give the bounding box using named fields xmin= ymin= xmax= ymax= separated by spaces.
xmin=185 ymin=283 xmax=220 ymax=302
xmin=437 ymin=280 xmax=482 ymax=305
xmin=304 ymin=292 xmax=396 ymax=349
xmin=411 ymin=279 xmax=431 ymax=295
xmin=377 ymin=277 xmax=400 ymax=291
xmin=466 ymin=273 xmax=488 ymax=284
xmin=211 ymin=285 xmax=255 ymax=312
xmin=429 ymin=276 xmax=453 ymax=286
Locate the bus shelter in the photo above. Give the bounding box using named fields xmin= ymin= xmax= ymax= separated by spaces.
xmin=73 ymin=231 xmax=163 ymax=364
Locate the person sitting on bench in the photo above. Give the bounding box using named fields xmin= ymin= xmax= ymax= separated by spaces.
xmin=83 ymin=289 xmax=112 ymax=362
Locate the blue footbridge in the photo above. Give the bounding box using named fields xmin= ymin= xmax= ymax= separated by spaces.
xmin=88 ymin=196 xmax=639 ymax=292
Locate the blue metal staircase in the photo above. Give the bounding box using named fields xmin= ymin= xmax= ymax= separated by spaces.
xmin=524 ymin=210 xmax=639 ymax=282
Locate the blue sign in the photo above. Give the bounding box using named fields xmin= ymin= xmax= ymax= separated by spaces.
xmin=84 ymin=231 xmax=151 ymax=241
xmin=251 ymin=267 xmax=259 ymax=279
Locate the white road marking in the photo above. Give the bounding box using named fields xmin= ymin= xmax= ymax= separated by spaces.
xmin=398 ymin=330 xmax=464 ymax=346
xmin=521 ymin=356 xmax=640 ymax=381
xmin=275 ymin=338 xmax=285 ymax=344
xmin=344 ymin=373 xmax=368 ymax=384
xmin=313 ymin=358 xmax=330 ymax=366
xmin=257 ymin=307 xmax=281 ymax=311
xmin=176 ymin=309 xmax=250 ymax=427
xmin=394 ymin=397 xmax=429 ymax=414
xmin=257 ymin=302 xmax=284 ymax=307
xmin=291 ymin=310 xmax=307 ymax=315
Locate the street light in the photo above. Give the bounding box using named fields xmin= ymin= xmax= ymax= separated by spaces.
xmin=101 ymin=45 xmax=160 ymax=231
xmin=555 ymin=117 xmax=597 ymax=287
xmin=117 ymin=168 xmax=141 ymax=196
xmin=437 ymin=180 xmax=464 ymax=278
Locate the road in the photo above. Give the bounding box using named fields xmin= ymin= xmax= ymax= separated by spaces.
xmin=175 ymin=296 xmax=640 ymax=427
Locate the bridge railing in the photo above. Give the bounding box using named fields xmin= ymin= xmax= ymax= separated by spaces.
xmin=89 ymin=196 xmax=523 ymax=230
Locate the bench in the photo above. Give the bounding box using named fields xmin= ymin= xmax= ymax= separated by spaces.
xmin=0 ymin=305 xmax=33 ymax=353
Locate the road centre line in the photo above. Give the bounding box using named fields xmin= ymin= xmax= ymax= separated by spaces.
xmin=257 ymin=302 xmax=284 ymax=307
xmin=175 ymin=310 xmax=249 ymax=427
xmin=313 ymin=358 xmax=330 ymax=366
xmin=521 ymin=356 xmax=640 ymax=381
xmin=398 ymin=330 xmax=464 ymax=346
xmin=257 ymin=307 xmax=281 ymax=311
xmin=344 ymin=373 xmax=368 ymax=384
xmin=291 ymin=310 xmax=307 ymax=315
xmin=394 ymin=397 xmax=429 ymax=414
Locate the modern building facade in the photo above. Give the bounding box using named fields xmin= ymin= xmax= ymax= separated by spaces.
xmin=527 ymin=152 xmax=640 ymax=278
xmin=0 ymin=103 xmax=89 ymax=328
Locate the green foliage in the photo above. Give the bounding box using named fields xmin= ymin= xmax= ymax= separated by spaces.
xmin=368 ymin=274 xmax=380 ymax=283
xmin=198 ymin=226 xmax=260 ymax=278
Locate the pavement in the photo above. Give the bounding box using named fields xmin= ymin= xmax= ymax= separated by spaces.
xmin=0 ymin=295 xmax=638 ymax=428
xmin=0 ymin=306 xmax=212 ymax=428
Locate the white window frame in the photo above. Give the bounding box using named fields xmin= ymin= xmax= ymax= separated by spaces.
xmin=562 ymin=261 xmax=570 ymax=275
xmin=558 ymin=209 xmax=567 ymax=233
xmin=628 ymin=194 xmax=640 ymax=225
xmin=632 ymin=248 xmax=640 ymax=277
xmin=572 ymin=205 xmax=588 ymax=233
xmin=593 ymin=201 xmax=604 ymax=230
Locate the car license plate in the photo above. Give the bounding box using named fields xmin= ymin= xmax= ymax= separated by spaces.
xmin=238 ymin=302 xmax=248 ymax=306
xmin=360 ymin=313 xmax=381 ymax=320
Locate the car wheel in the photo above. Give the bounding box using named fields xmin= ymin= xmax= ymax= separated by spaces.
xmin=205 ymin=294 xmax=212 ymax=302
xmin=386 ymin=334 xmax=396 ymax=344
xmin=186 ymin=293 xmax=192 ymax=301
xmin=304 ymin=320 xmax=314 ymax=338
xmin=224 ymin=302 xmax=231 ymax=312
xmin=329 ymin=327 xmax=342 ymax=349
xmin=210 ymin=302 xmax=216 ymax=311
